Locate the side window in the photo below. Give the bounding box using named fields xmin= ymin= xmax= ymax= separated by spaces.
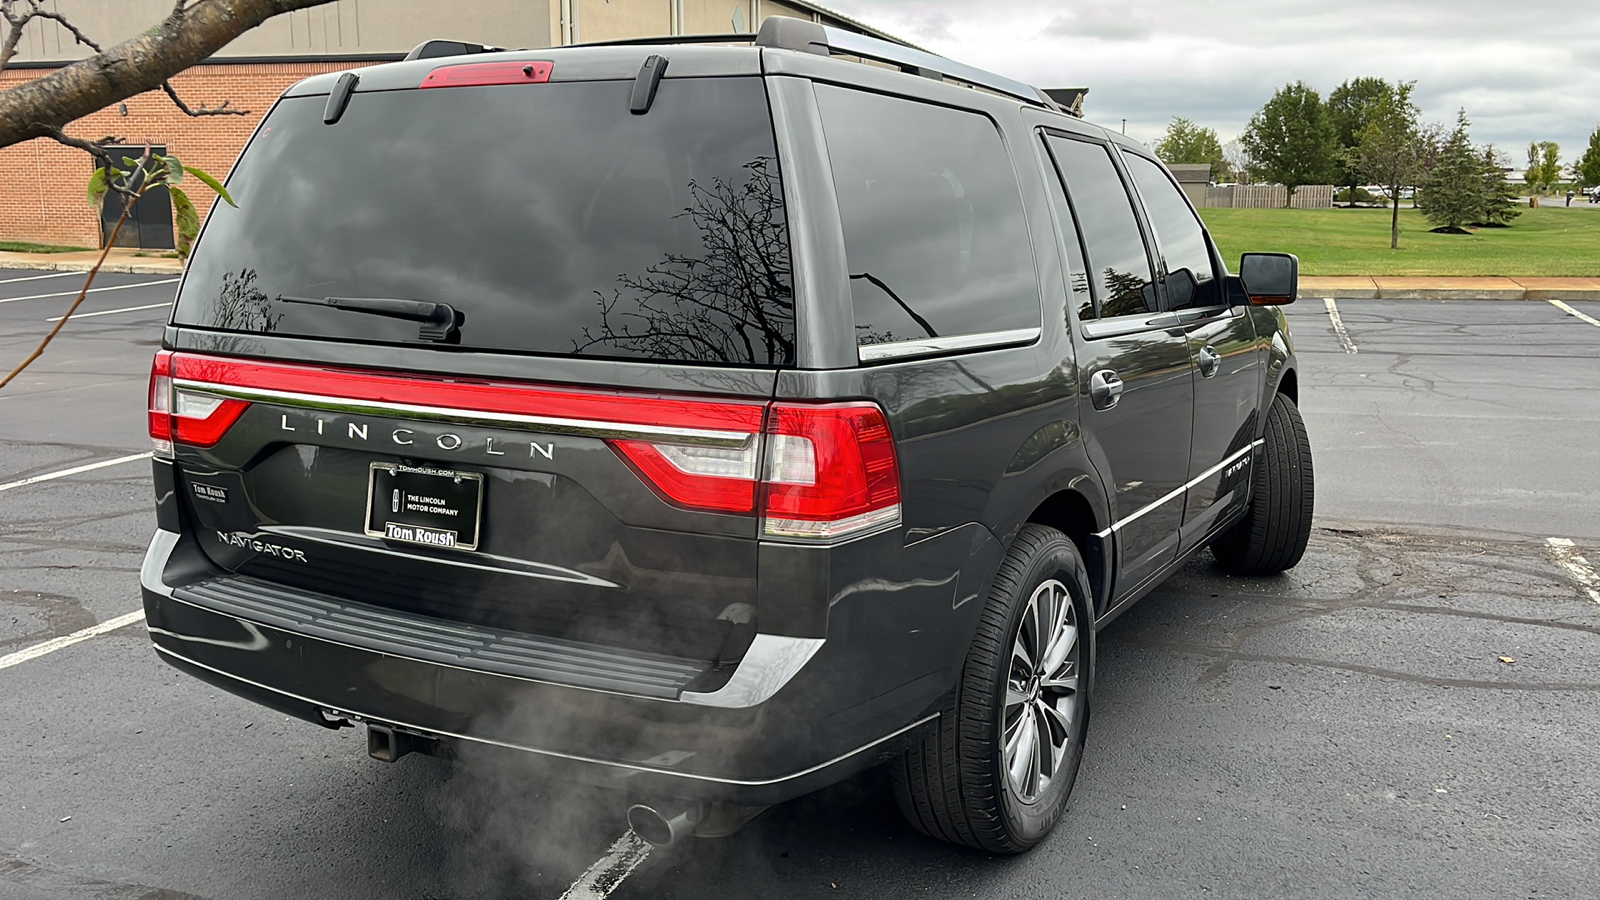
xmin=1044 ymin=135 xmax=1156 ymax=320
xmin=1038 ymin=136 xmax=1096 ymax=324
xmin=1122 ymin=153 xmax=1220 ymax=309
xmin=814 ymin=85 xmax=1040 ymax=348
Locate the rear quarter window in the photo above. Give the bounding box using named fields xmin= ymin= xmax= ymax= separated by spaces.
xmin=813 ymin=85 xmax=1040 ymax=350
xmin=173 ymin=76 xmax=795 ymax=367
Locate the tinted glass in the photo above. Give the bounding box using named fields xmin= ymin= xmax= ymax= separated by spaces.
xmin=814 ymin=85 xmax=1039 ymax=347
xmin=1123 ymin=153 xmax=1220 ymax=309
xmin=1038 ymin=137 xmax=1096 ymax=324
xmin=173 ymin=78 xmax=794 ymax=366
xmin=1045 ymin=136 xmax=1155 ymax=320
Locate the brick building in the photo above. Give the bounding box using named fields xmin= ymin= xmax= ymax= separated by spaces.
xmin=0 ymin=0 xmax=904 ymax=249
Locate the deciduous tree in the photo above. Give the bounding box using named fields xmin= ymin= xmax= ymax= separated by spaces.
xmin=0 ymin=0 xmax=338 ymax=161
xmin=1240 ymin=82 xmax=1338 ymax=207
xmin=1351 ymin=84 xmax=1423 ymax=248
xmin=1328 ymin=77 xmax=1401 ymax=205
xmin=1576 ymin=126 xmax=1600 ymax=188
xmin=1524 ymin=140 xmax=1562 ymax=193
xmin=1152 ymin=117 xmax=1229 ymax=182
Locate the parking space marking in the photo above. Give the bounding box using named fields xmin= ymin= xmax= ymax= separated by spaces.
xmin=555 ymin=832 xmax=651 ymax=900
xmin=1548 ymin=299 xmax=1600 ymax=329
xmin=0 ymin=609 xmax=145 ymax=671
xmin=0 ymin=278 xmax=179 ymax=304
xmin=1546 ymin=538 xmax=1600 ymax=606
xmin=47 ymin=302 xmax=169 ymax=322
xmin=1324 ymin=298 xmax=1358 ymax=353
xmin=0 ymin=271 xmax=79 ymax=285
xmin=0 ymin=453 xmax=151 ymax=494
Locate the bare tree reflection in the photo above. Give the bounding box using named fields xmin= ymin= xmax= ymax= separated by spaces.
xmin=575 ymin=158 xmax=794 ymax=365
xmin=211 ymin=269 xmax=280 ymax=333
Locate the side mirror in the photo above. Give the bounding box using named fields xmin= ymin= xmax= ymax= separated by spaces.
xmin=1237 ymin=253 xmax=1298 ymax=305
xmin=1165 ymin=267 xmax=1197 ymax=309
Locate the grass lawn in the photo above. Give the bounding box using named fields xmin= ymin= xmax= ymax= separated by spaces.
xmin=0 ymin=240 xmax=91 ymax=254
xmin=1199 ymin=207 xmax=1600 ymax=276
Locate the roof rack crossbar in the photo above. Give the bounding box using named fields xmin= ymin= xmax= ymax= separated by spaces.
xmin=755 ymin=18 xmax=1058 ymax=112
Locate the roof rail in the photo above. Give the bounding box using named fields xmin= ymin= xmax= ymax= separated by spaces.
xmin=755 ymin=17 xmax=1067 ymax=115
xmin=575 ymin=32 xmax=757 ymax=48
xmin=403 ymin=39 xmax=506 ymax=62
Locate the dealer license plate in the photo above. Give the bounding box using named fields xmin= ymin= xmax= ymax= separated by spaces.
xmin=365 ymin=463 xmax=484 ymax=551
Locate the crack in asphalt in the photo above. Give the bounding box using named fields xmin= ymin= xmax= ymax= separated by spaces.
xmin=0 ymin=850 xmax=210 ymax=900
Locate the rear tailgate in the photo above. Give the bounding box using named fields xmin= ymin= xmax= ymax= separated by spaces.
xmin=161 ymin=57 xmax=795 ymax=666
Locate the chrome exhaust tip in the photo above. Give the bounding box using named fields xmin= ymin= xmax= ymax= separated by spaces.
xmin=626 ymin=799 xmax=704 ymax=848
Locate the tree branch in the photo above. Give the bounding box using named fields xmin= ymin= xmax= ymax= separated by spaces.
xmin=161 ymin=79 xmax=247 ymax=116
xmin=0 ymin=0 xmax=336 ymax=151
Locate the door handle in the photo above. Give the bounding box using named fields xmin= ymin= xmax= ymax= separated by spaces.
xmin=1089 ymin=369 xmax=1124 ymax=410
xmin=1197 ymin=345 xmax=1221 ymax=378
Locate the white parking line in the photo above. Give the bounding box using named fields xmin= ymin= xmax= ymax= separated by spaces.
xmin=1546 ymin=538 xmax=1600 ymax=606
xmin=1548 ymin=298 xmax=1600 ymax=329
xmin=47 ymin=302 xmax=169 ymax=322
xmin=0 ymin=271 xmax=79 ymax=285
xmin=556 ymin=832 xmax=652 ymax=900
xmin=0 ymin=453 xmax=151 ymax=494
xmin=0 ymin=278 xmax=179 ymax=304
xmin=0 ymin=610 xmax=146 ymax=671
xmin=1324 ymin=298 xmax=1357 ymax=353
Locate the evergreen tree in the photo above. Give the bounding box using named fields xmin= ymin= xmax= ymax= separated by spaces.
xmin=1474 ymin=145 xmax=1521 ymax=226
xmin=1418 ymin=110 xmax=1486 ymax=233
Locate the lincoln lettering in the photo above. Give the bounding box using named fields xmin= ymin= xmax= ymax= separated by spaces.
xmin=276 ymin=415 xmax=555 ymax=459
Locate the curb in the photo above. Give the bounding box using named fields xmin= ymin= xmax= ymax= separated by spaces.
xmin=0 ymin=256 xmax=183 ymax=276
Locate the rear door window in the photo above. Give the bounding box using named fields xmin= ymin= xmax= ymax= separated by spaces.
xmin=813 ymin=85 xmax=1040 ymax=349
xmin=1043 ymin=135 xmax=1156 ymax=320
xmin=172 ymin=77 xmax=795 ymax=367
xmin=1122 ymin=152 xmax=1221 ymax=309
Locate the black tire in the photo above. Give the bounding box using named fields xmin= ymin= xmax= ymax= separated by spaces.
xmin=1212 ymin=392 xmax=1314 ymax=574
xmin=891 ymin=525 xmax=1092 ymax=854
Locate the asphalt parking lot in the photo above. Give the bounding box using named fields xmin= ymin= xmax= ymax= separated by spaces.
xmin=2 ymin=269 xmax=1598 ymax=899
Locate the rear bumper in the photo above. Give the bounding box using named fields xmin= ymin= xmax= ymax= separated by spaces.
xmin=141 ymin=528 xmax=945 ymax=805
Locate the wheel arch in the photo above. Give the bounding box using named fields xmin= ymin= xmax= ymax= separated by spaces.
xmin=1020 ymin=485 xmax=1110 ymax=620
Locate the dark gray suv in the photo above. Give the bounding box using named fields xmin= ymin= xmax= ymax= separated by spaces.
xmin=140 ymin=19 xmax=1313 ymax=854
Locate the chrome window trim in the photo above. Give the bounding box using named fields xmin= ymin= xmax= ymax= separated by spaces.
xmin=171 ymin=379 xmax=755 ymax=448
xmin=1094 ymin=439 xmax=1264 ymax=538
xmin=856 ymin=327 xmax=1040 ymax=363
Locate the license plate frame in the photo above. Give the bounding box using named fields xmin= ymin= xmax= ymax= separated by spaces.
xmin=364 ymin=462 xmax=484 ymax=552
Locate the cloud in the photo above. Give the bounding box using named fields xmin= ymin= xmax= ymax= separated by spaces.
xmin=820 ymin=0 xmax=1600 ymax=153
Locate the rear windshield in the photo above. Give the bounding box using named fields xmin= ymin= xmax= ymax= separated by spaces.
xmin=173 ymin=76 xmax=795 ymax=367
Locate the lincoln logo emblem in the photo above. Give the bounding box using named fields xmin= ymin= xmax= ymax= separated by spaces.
xmin=391 ymin=489 xmax=401 ymax=513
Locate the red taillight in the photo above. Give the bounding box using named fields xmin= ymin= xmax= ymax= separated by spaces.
xmin=760 ymin=403 xmax=901 ymax=541
xmin=613 ymin=401 xmax=902 ymax=542
xmin=149 ymin=351 xmax=250 ymax=453
xmin=151 ymin=352 xmax=902 ymax=542
xmin=420 ymin=60 xmax=552 ymax=89
xmin=148 ymin=350 xmax=174 ymax=457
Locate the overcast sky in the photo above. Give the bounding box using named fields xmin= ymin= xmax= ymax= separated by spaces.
xmin=822 ymin=0 xmax=1600 ymax=163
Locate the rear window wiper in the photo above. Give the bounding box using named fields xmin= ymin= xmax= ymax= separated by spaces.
xmin=278 ymin=295 xmax=462 ymax=343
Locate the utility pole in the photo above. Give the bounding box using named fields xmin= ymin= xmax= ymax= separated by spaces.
xmin=1121 ymin=118 xmax=1127 ymax=135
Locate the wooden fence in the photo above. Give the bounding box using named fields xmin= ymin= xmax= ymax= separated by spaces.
xmin=1196 ymin=184 xmax=1334 ymax=209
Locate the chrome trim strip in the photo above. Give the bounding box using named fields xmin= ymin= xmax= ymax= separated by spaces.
xmin=856 ymin=327 xmax=1040 ymax=363
xmin=1081 ymin=312 xmax=1182 ymax=341
xmin=171 ymin=380 xmax=755 ymax=448
xmin=262 ymin=525 xmax=619 ymax=588
xmin=151 ymin=644 xmax=935 ymax=788
xmin=1093 ymin=439 xmax=1265 ymax=539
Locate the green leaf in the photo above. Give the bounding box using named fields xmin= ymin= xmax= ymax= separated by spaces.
xmin=166 ymin=157 xmax=184 ymax=185
xmin=86 ymin=168 xmax=109 ymax=209
xmin=122 ymin=156 xmax=138 ymax=167
xmin=170 ymin=186 xmax=200 ymax=259
xmin=186 ymin=165 xmax=235 ymax=208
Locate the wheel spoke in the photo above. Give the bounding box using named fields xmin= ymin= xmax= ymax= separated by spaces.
xmin=1005 ymin=683 xmax=1031 ymax=709
xmin=1007 ymin=712 xmax=1038 ymax=788
xmin=1038 ymin=695 xmax=1075 ymax=736
xmin=1010 ymin=638 xmax=1034 ymax=678
xmin=1042 ymin=669 xmax=1079 ymax=693
xmin=1040 ymin=622 xmax=1077 ymax=680
xmin=1033 ymin=701 xmax=1056 ymax=780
